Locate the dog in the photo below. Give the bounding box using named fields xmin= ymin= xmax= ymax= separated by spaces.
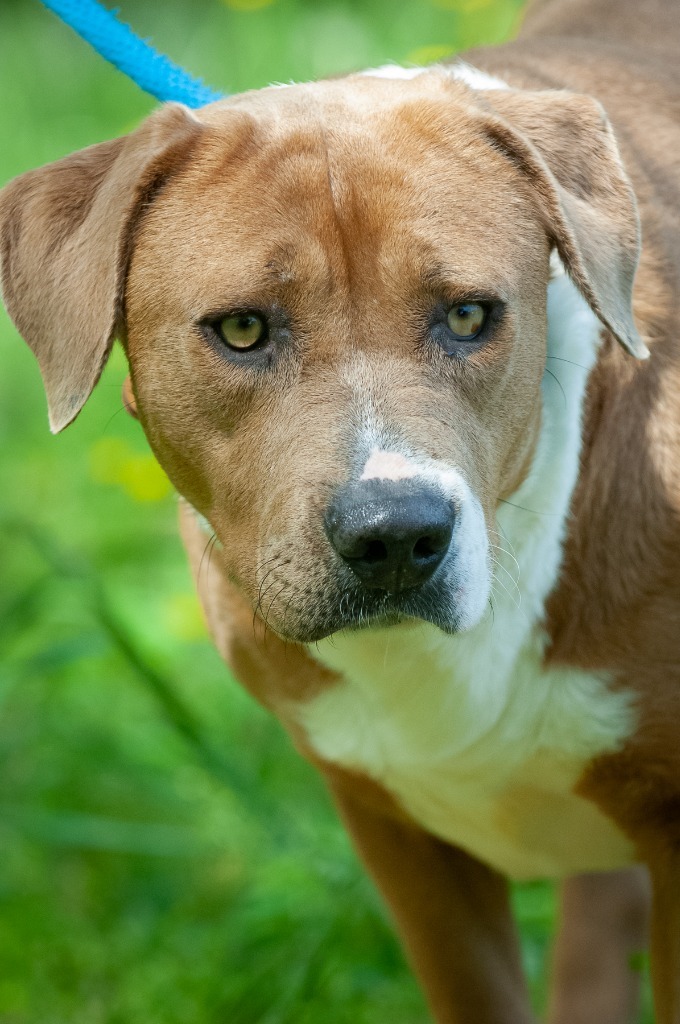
xmin=3 ymin=0 xmax=680 ymax=1018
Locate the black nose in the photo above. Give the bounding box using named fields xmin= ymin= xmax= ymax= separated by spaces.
xmin=324 ymin=479 xmax=455 ymax=592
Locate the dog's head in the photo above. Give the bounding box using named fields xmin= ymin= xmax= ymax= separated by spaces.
xmin=0 ymin=72 xmax=645 ymax=642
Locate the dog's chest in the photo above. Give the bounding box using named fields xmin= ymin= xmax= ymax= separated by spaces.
xmin=299 ymin=618 xmax=635 ymax=879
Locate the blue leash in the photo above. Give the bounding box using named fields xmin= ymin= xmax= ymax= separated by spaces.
xmin=38 ymin=0 xmax=224 ymax=107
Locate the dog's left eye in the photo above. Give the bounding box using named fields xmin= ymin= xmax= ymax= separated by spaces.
xmin=215 ymin=312 xmax=268 ymax=351
xmin=446 ymin=303 xmax=486 ymax=340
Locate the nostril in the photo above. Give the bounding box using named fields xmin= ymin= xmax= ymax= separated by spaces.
xmin=413 ymin=535 xmax=437 ymax=560
xmin=362 ymin=539 xmax=388 ymax=564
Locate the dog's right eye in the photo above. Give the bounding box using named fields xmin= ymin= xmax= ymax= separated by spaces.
xmin=214 ymin=312 xmax=268 ymax=351
xmin=447 ymin=303 xmax=486 ymax=340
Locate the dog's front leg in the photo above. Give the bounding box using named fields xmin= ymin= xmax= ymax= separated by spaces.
xmin=324 ymin=766 xmax=536 ymax=1024
xmin=547 ymin=867 xmax=650 ymax=1024
xmin=647 ymin=845 xmax=680 ymax=1024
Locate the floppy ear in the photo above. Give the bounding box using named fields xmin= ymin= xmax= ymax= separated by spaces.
xmin=0 ymin=103 xmax=203 ymax=432
xmin=478 ymin=88 xmax=647 ymax=359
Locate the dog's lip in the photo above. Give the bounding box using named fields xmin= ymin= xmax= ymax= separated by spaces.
xmin=292 ymin=614 xmax=459 ymax=645
xmin=273 ymin=580 xmax=466 ymax=644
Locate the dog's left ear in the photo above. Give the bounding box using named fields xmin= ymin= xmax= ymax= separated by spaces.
xmin=0 ymin=103 xmax=204 ymax=432
xmin=478 ymin=88 xmax=648 ymax=359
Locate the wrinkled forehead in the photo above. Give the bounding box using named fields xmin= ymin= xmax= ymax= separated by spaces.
xmin=135 ymin=75 xmax=542 ymax=312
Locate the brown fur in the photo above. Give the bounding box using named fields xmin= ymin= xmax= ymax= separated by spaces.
xmin=468 ymin=7 xmax=680 ymax=1016
xmin=2 ymin=0 xmax=680 ymax=1019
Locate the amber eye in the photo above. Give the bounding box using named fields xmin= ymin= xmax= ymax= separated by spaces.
xmin=216 ymin=312 xmax=267 ymax=351
xmin=446 ymin=302 xmax=486 ymax=340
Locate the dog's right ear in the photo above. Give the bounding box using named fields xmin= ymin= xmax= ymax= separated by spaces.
xmin=0 ymin=104 xmax=203 ymax=433
xmin=474 ymin=88 xmax=648 ymax=361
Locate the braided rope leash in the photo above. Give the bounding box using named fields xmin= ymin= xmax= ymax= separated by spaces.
xmin=38 ymin=0 xmax=224 ymax=107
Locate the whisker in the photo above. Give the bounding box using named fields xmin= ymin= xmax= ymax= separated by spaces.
xmin=491 ymin=557 xmax=521 ymax=599
xmin=206 ymin=533 xmax=219 ymax=581
xmin=263 ymin=584 xmax=288 ymax=640
xmin=197 ymin=533 xmax=218 ymax=588
xmin=102 ymin=404 xmax=132 ymax=433
xmin=544 ymin=366 xmax=567 ymax=408
xmin=498 ymin=497 xmax=560 ymax=518
xmin=495 ymin=522 xmax=521 ymax=571
xmin=487 ymin=595 xmax=496 ymax=628
xmin=490 ymin=570 xmax=521 ymax=611
xmin=281 ymin=590 xmax=298 ymax=649
xmin=490 ymin=546 xmax=519 ymax=573
xmin=252 ymin=553 xmax=288 ymax=644
xmin=496 ymin=520 xmax=517 ymax=555
xmin=546 ymin=354 xmax=589 ymax=371
xmin=253 ymin=560 xmax=286 ymax=636
xmin=489 ymin=542 xmax=521 ymax=588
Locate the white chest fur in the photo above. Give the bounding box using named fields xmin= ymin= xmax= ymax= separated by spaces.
xmin=297 ymin=268 xmax=636 ymax=880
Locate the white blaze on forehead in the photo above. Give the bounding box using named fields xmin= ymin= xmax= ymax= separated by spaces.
xmin=448 ymin=62 xmax=509 ymax=91
xmin=361 ymin=64 xmax=428 ymax=80
xmin=360 ymin=449 xmax=419 ymax=482
xmin=361 ymin=61 xmax=509 ymax=92
xmin=270 ymin=60 xmax=510 ymax=96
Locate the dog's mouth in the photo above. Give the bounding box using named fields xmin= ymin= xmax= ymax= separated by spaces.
xmin=266 ymin=571 xmax=468 ymax=645
xmin=338 ymin=581 xmax=464 ymax=636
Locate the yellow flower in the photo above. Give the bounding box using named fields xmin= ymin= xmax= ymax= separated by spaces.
xmin=405 ymin=44 xmax=454 ymax=66
xmin=163 ymin=592 xmax=208 ymax=642
xmin=89 ymin=437 xmax=172 ymax=503
xmin=430 ymin=0 xmax=493 ymax=11
xmin=221 ymin=0 xmax=275 ymax=11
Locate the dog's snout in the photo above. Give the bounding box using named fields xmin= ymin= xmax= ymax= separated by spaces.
xmin=324 ymin=480 xmax=455 ymax=592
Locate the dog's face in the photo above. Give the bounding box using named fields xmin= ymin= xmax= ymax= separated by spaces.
xmin=0 ymin=72 xmax=644 ymax=643
xmin=127 ymin=78 xmax=549 ymax=641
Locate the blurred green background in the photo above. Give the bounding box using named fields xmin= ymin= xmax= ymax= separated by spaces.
xmin=0 ymin=1 xmax=653 ymax=1022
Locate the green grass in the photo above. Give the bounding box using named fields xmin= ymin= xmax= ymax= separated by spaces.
xmin=0 ymin=1 xmax=652 ymax=1021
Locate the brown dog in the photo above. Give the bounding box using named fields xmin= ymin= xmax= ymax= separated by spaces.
xmin=3 ymin=0 xmax=680 ymax=1019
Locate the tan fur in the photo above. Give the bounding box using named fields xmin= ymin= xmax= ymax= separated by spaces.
xmin=0 ymin=104 xmax=202 ymax=432
xmin=3 ymin=0 xmax=680 ymax=1019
